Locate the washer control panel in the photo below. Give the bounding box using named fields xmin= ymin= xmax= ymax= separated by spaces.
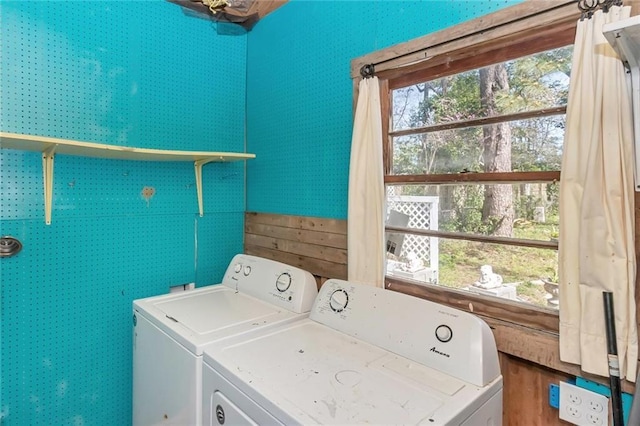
xmin=310 ymin=279 xmax=500 ymax=387
xmin=221 ymin=254 xmax=318 ymax=314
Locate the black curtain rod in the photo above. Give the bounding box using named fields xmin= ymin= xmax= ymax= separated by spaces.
xmin=578 ymin=0 xmax=623 ymax=20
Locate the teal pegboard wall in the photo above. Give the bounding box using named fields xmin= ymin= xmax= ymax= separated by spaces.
xmin=0 ymin=216 xmax=195 ymax=425
xmin=0 ymin=1 xmax=246 ymax=151
xmin=0 ymin=1 xmax=247 ymax=424
xmin=246 ymin=0 xmax=523 ymax=219
xmin=194 ymin=212 xmax=246 ymax=285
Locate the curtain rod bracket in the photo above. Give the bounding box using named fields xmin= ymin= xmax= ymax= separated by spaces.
xmin=360 ymin=64 xmax=375 ymax=79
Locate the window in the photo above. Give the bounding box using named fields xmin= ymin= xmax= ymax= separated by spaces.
xmin=385 ymin=45 xmax=572 ymax=310
xmin=351 ymin=1 xmax=582 ymax=333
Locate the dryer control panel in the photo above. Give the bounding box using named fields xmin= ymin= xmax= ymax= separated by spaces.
xmin=311 ymin=279 xmax=500 ymax=388
xmin=221 ymin=254 xmax=318 ymax=314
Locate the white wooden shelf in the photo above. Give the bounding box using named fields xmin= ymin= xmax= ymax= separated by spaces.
xmin=604 ymin=15 xmax=640 ymax=190
xmin=0 ymin=132 xmax=255 ymax=224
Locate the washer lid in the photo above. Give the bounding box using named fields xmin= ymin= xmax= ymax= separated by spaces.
xmin=156 ymin=290 xmax=277 ymax=334
xmin=204 ymin=320 xmax=502 ymax=425
xmin=134 ymin=285 xmax=305 ymax=354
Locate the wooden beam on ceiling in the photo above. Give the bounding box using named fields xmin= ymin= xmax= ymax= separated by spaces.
xmin=167 ymin=0 xmax=287 ymax=29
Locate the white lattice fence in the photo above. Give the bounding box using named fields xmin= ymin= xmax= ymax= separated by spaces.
xmin=387 ymin=195 xmax=439 ymax=274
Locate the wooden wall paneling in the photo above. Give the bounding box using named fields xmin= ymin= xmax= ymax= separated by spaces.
xmin=246 ymin=212 xmax=346 ymax=233
xmin=245 ymin=212 xmax=348 ymax=283
xmin=242 ymin=245 xmax=347 ymax=284
xmin=500 ymin=353 xmax=573 ymax=426
xmin=244 ymin=234 xmax=346 ymax=263
xmin=245 ymin=222 xmax=346 ymax=249
xmin=487 ymin=316 xmax=638 ymax=394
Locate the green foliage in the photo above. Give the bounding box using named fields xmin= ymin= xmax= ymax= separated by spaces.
xmin=392 ymin=46 xmax=572 ymax=234
xmin=515 ymin=194 xmax=542 ymax=221
xmin=425 ymin=71 xmax=483 ymax=122
xmin=392 ymin=46 xmax=572 ymax=176
xmin=439 ymin=185 xmax=490 ymax=234
xmin=499 ymin=47 xmax=572 ymax=113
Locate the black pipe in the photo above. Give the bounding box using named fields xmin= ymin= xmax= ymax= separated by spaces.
xmin=603 ymin=291 xmax=624 ymax=426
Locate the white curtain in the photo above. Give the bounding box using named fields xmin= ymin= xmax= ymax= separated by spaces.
xmin=348 ymin=76 xmax=385 ymax=287
xmin=559 ymin=6 xmax=637 ymax=381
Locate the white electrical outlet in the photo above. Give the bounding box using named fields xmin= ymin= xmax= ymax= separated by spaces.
xmin=559 ymin=382 xmax=609 ymax=425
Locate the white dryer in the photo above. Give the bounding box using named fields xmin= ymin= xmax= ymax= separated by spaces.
xmin=132 ymin=254 xmax=318 ymax=426
xmin=202 ymin=279 xmax=503 ymax=425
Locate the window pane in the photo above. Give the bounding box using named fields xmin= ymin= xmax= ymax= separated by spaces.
xmin=391 ymin=116 xmax=565 ymax=175
xmin=391 ymin=45 xmax=572 ymax=131
xmin=387 ymin=184 xmax=559 ymax=241
xmin=386 ymin=236 xmax=559 ymax=309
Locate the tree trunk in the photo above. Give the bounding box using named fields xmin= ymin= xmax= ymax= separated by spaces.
xmin=479 ymin=64 xmax=514 ymax=237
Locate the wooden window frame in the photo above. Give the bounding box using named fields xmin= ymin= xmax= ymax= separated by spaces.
xmin=350 ymin=1 xmax=640 ymax=387
xmin=372 ymin=1 xmax=577 ymax=332
xmin=350 ymin=0 xmax=640 ymax=392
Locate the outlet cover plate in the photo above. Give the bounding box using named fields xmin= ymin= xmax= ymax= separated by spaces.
xmin=559 ymin=381 xmax=609 ymax=425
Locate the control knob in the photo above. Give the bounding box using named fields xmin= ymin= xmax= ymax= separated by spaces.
xmin=234 ymin=263 xmax=242 ymax=273
xmin=243 ymin=265 xmax=252 ymax=276
xmin=329 ymin=289 xmax=349 ymax=312
xmin=276 ymin=273 xmax=292 ymax=292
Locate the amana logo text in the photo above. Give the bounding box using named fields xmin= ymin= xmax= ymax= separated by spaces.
xmin=430 ymin=346 xmax=450 ymax=358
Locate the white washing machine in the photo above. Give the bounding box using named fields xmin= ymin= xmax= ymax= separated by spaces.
xmin=201 ymin=279 xmax=503 ymax=425
xmin=132 ymin=254 xmax=318 ymax=426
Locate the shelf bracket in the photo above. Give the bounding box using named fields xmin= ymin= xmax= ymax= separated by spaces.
xmin=194 ymin=159 xmax=207 ymax=217
xmin=42 ymin=145 xmax=57 ymax=225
